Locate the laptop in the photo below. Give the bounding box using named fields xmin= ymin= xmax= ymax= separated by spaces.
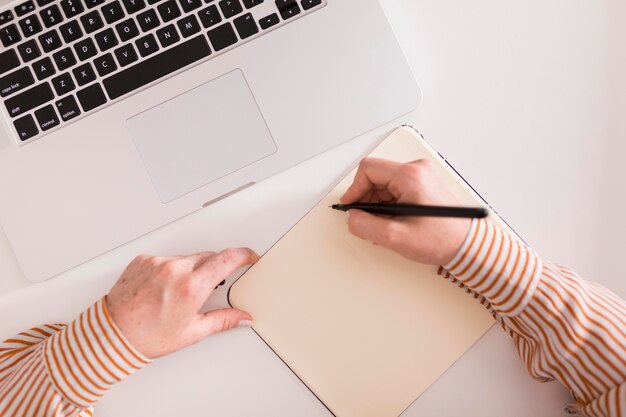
xmin=0 ymin=0 xmax=421 ymax=282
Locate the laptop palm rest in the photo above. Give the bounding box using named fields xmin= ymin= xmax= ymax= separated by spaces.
xmin=126 ymin=69 xmax=277 ymax=203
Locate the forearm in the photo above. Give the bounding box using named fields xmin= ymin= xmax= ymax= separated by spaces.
xmin=0 ymin=297 xmax=150 ymax=417
xmin=441 ymin=219 xmax=626 ymax=414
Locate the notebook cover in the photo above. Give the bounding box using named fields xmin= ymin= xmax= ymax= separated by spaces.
xmin=229 ymin=126 xmax=496 ymax=417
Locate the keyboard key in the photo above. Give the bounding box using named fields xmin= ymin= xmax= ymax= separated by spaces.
xmin=242 ymin=0 xmax=262 ymax=8
xmin=55 ymin=95 xmax=81 ymax=121
xmin=280 ymin=3 xmax=299 ymax=19
xmin=94 ymin=27 xmax=118 ymax=50
xmin=0 ymin=10 xmax=14 ymax=26
xmin=258 ymin=12 xmax=277 ymax=29
xmin=74 ymin=37 xmax=97 ymax=60
xmin=38 ymin=29 xmax=62 ymax=52
xmin=207 ymin=21 xmax=236 ymax=51
xmin=115 ymin=18 xmax=139 ymax=41
xmin=156 ymin=24 xmax=179 ymax=47
xmin=51 ymin=72 xmax=75 ymax=94
xmin=176 ymin=14 xmax=200 ymax=37
xmin=1 ymin=24 xmax=21 ymax=46
xmin=274 ymin=0 xmax=294 ymax=11
xmin=15 ymin=0 xmax=35 ymax=17
xmin=5 ymin=82 xmax=54 ymax=117
xmin=17 ymin=39 xmax=40 ymax=62
xmin=157 ymin=0 xmax=180 ymax=23
xmin=32 ymin=56 xmax=55 ymax=80
xmin=52 ymin=47 xmax=76 ymax=70
xmin=114 ymin=43 xmax=138 ymax=66
xmin=60 ymin=0 xmax=84 ymax=18
xmin=40 ymin=5 xmax=64 ymax=28
xmin=178 ymin=0 xmax=201 ymax=13
xmin=135 ymin=33 xmax=158 ymax=56
xmin=0 ymin=49 xmax=20 ymax=75
xmin=34 ymin=104 xmax=60 ymax=131
xmin=103 ymin=35 xmax=210 ymax=99
xmin=59 ymin=19 xmax=82 ymax=42
xmin=137 ymin=8 xmax=159 ymax=32
xmin=13 ymin=114 xmax=38 ymax=140
xmin=0 ymin=67 xmax=34 ymax=97
xmin=80 ymin=10 xmax=103 ymax=33
xmin=218 ymin=0 xmax=242 ymax=18
xmin=198 ymin=5 xmax=220 ymax=28
xmin=233 ymin=13 xmax=257 ymax=39
xmin=37 ymin=0 xmax=55 ymax=6
xmin=93 ymin=52 xmax=117 ymax=76
xmin=77 ymin=83 xmax=106 ymax=111
xmin=72 ymin=62 xmax=96 ymax=85
xmin=84 ymin=0 xmax=105 ymax=8
xmin=122 ymin=0 xmax=145 ymax=14
xmin=300 ymin=0 xmax=320 ymax=10
xmin=19 ymin=14 xmax=43 ymax=37
xmin=101 ymin=1 xmax=125 ymax=24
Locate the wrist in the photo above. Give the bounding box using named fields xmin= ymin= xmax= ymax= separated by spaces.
xmin=439 ymin=218 xmax=473 ymax=265
xmin=42 ymin=297 xmax=151 ymax=407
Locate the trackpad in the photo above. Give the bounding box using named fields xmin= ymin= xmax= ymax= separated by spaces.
xmin=127 ymin=69 xmax=277 ymax=203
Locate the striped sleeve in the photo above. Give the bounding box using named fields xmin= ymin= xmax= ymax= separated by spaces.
xmin=440 ymin=218 xmax=626 ymax=417
xmin=0 ymin=296 xmax=151 ymax=417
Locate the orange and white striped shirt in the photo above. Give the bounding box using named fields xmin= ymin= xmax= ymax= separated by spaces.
xmin=0 ymin=297 xmax=150 ymax=417
xmin=440 ymin=218 xmax=625 ymax=416
xmin=1 ymin=219 xmax=625 ymax=416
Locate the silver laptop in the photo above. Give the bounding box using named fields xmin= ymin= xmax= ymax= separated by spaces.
xmin=0 ymin=0 xmax=420 ymax=282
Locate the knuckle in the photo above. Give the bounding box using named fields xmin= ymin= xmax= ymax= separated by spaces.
xmin=157 ymin=259 xmax=178 ymax=276
xmin=221 ymin=314 xmax=233 ymax=332
xmin=400 ymin=162 xmax=424 ymax=178
xmin=218 ymin=248 xmax=239 ymax=263
xmin=412 ymin=159 xmax=433 ymax=175
xmin=131 ymin=254 xmax=150 ymax=265
xmin=399 ymin=161 xmax=433 ymax=189
xmin=359 ymin=157 xmax=371 ymax=169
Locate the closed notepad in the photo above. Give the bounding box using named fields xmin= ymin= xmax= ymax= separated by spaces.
xmin=229 ymin=127 xmax=497 ymax=417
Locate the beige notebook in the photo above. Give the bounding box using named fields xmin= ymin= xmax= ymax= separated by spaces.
xmin=229 ymin=126 xmax=498 ymax=417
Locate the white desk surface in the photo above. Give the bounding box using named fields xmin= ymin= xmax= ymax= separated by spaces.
xmin=1 ymin=0 xmax=625 ymax=416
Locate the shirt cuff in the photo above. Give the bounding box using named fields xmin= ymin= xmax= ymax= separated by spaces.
xmin=42 ymin=296 xmax=151 ymax=408
xmin=442 ymin=218 xmax=543 ymax=317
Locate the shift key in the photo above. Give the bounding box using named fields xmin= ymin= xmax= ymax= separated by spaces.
xmin=4 ymin=82 xmax=54 ymax=118
xmin=0 ymin=67 xmax=35 ymax=97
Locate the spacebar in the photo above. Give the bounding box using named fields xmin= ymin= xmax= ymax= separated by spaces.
xmin=103 ymin=36 xmax=212 ymax=100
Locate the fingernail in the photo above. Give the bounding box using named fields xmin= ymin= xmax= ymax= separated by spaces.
xmin=238 ymin=320 xmax=254 ymax=328
xmin=345 ymin=211 xmax=350 ymax=224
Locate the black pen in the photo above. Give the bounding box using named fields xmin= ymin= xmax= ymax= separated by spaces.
xmin=331 ymin=203 xmax=488 ymax=219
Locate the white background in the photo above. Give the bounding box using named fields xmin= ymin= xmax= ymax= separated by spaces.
xmin=1 ymin=0 xmax=625 ymax=416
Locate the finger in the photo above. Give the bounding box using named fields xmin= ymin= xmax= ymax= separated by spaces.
xmin=192 ymin=308 xmax=253 ymax=339
xmin=370 ymin=189 xmax=396 ymax=203
xmin=184 ymin=251 xmax=216 ymax=269
xmin=340 ymin=158 xmax=402 ymax=204
xmin=193 ymin=248 xmax=259 ymax=289
xmin=347 ymin=209 xmax=405 ymax=250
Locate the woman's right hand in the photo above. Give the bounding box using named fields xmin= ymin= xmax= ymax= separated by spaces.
xmin=341 ymin=158 xmax=472 ymax=266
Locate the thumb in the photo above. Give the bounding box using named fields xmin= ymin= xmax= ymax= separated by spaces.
xmin=192 ymin=308 xmax=253 ymax=339
xmin=347 ymin=209 xmax=405 ymax=250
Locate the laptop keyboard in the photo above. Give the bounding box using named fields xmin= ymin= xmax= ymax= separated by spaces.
xmin=0 ymin=0 xmax=326 ymax=143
